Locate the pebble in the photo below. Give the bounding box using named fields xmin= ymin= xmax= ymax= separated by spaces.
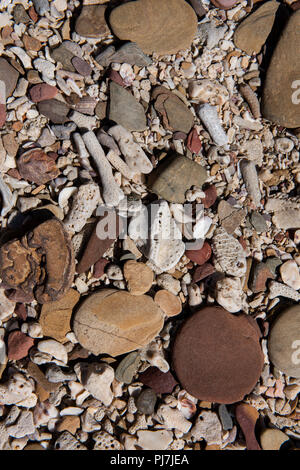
xmin=71 ymin=57 xmax=92 ymax=77
xmin=186 ymin=242 xmax=212 ymax=266
xmin=139 ymin=367 xmax=178 ymax=394
xmin=192 ymin=263 xmax=215 ymax=282
xmin=154 ymin=290 xmax=182 ymax=317
xmin=75 ymin=362 xmax=114 ymax=406
xmin=262 ymin=9 xmax=300 ymax=127
xmin=73 ymin=290 xmax=164 ymax=357
xmin=234 ymin=1 xmax=279 ymax=55
xmin=268 ymin=305 xmax=300 ymax=377
xmin=7 ymin=411 xmax=35 ymax=439
xmin=0 ymin=58 xmax=19 ymax=98
xmin=115 ymin=352 xmax=141 ymax=384
xmin=249 ymin=212 xmax=268 ymax=233
xmin=17 ymin=148 xmax=60 ymax=185
xmin=32 ymin=0 xmax=49 ymax=16
xmin=109 ymin=82 xmax=147 ymax=132
xmin=260 ymin=428 xmax=289 ymax=450
xmin=235 ymin=404 xmax=261 ymax=450
xmin=280 ymin=260 xmax=300 ymax=290
xmin=39 ymin=289 xmax=80 ymax=343
xmin=29 ymin=83 xmax=58 ymax=103
xmin=96 ymin=42 xmax=152 ymax=68
xmin=148 ymin=154 xmax=207 ymax=203
xmin=172 ymin=306 xmax=264 ymax=403
xmin=57 ymin=416 xmax=80 ymax=435
xmin=136 ymin=388 xmax=157 ymax=415
xmin=51 ymin=122 xmax=77 ymax=140
xmin=76 ymin=212 xmax=122 ymax=274
xmin=249 ymin=262 xmax=275 ymax=293
xmin=218 ymin=200 xmax=246 ymax=234
xmin=37 ymin=99 xmax=70 ymax=124
xmin=211 ymin=0 xmax=237 ymax=9
xmin=7 ymin=331 xmax=34 ymax=360
xmin=123 ymin=260 xmax=153 ymax=295
xmin=37 ymin=339 xmax=68 ymax=364
xmin=75 ymin=5 xmax=110 ymax=38
xmin=109 ymin=0 xmax=197 ymax=55
xmin=218 ymin=404 xmax=233 ymax=431
xmin=152 ymin=86 xmax=194 ymax=134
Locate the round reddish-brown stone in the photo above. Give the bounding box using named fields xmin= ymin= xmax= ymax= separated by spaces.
xmin=185 ymin=242 xmax=212 ymax=265
xmin=172 ymin=306 xmax=264 ymax=404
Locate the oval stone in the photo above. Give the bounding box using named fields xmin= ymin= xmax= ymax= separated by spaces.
xmin=268 ymin=305 xmax=300 ymax=377
xmin=172 ymin=306 xmax=264 ymax=404
xmin=73 ymin=289 xmax=164 ymax=357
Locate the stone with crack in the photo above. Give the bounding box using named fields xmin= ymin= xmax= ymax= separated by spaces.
xmin=73 ymin=289 xmax=164 ymax=357
xmin=0 ymin=218 xmax=75 ymax=304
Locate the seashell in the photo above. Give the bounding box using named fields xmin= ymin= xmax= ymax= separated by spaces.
xmin=189 ymin=79 xmax=229 ymax=107
xmin=239 ymin=84 xmax=261 ymax=120
xmin=177 ymin=390 xmax=197 ymax=419
xmin=212 ymin=227 xmax=247 ymax=277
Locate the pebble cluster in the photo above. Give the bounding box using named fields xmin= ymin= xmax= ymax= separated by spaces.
xmin=0 ymin=0 xmax=299 ymax=452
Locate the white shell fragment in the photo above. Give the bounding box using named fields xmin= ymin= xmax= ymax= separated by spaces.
xmin=197 ymin=103 xmax=228 ymax=146
xmin=108 ymin=125 xmax=153 ymax=174
xmin=37 ymin=339 xmax=68 ymax=364
xmin=64 ymin=182 xmax=101 ymax=234
xmin=212 ymin=227 xmax=247 ymax=277
xmin=82 ymin=131 xmax=124 ymax=207
xmin=0 ymin=175 xmax=17 ymax=217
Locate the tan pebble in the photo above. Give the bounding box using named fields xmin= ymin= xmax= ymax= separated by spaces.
xmin=57 ymin=415 xmax=80 ymax=435
xmin=24 ymin=443 xmax=45 ymax=450
xmin=39 ymin=289 xmax=80 ymax=343
xmin=154 ymin=290 xmax=182 ymax=317
xmin=260 ymin=428 xmax=289 ymax=450
xmin=31 ymin=185 xmax=46 ymax=195
xmin=123 ymin=260 xmax=153 ymax=295
xmin=73 ymin=289 xmax=164 ymax=357
xmin=280 ymin=260 xmax=300 ymax=290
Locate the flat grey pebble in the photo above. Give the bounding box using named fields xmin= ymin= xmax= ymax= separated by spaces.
xmin=136 ymin=388 xmax=157 ymax=415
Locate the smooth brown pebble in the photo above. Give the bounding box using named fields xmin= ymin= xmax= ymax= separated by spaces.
xmin=154 ymin=290 xmax=182 ymax=317
xmin=260 ymin=428 xmax=289 ymax=450
xmin=123 ymin=260 xmax=153 ymax=295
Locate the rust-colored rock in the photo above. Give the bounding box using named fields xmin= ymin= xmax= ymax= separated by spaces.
xmin=192 ymin=263 xmax=215 ymax=282
xmin=203 ymin=185 xmax=217 ymax=209
xmin=235 ymin=403 xmax=261 ymax=450
xmin=29 ymin=83 xmax=58 ymax=103
xmin=14 ymin=303 xmax=27 ymax=321
xmin=26 ymin=361 xmax=60 ymax=393
xmin=93 ymin=258 xmax=109 ymax=279
xmin=0 ymin=218 xmax=75 ymax=304
xmin=17 ymin=148 xmax=60 ymax=185
xmin=39 ymin=289 xmax=80 ymax=343
xmin=187 ymin=128 xmax=202 ymax=154
xmin=186 ymin=242 xmax=212 ymax=265
xmin=172 ymin=306 xmax=264 ymax=404
xmin=56 ymin=416 xmax=80 ymax=435
xmin=7 ymin=331 xmax=34 ymax=360
xmin=139 ymin=367 xmax=178 ymax=394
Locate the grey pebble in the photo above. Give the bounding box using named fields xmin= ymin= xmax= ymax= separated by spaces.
xmin=95 ymin=42 xmax=152 ymax=68
xmin=115 ymin=352 xmax=141 ymax=384
xmin=136 ymin=388 xmax=157 ymax=415
xmin=218 ymin=404 xmax=233 ymax=431
xmin=250 ymin=211 xmax=268 ymax=233
xmin=45 ymin=364 xmax=77 ymax=383
xmin=265 ymin=257 xmax=282 ymax=277
xmin=32 ymin=0 xmax=50 ymax=16
xmin=51 ymin=122 xmax=77 ymax=140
